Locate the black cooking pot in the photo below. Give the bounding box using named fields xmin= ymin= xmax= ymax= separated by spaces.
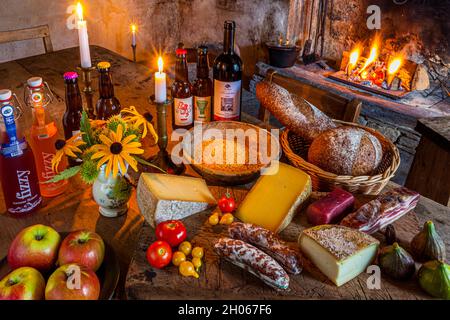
xmin=266 ymin=42 xmax=301 ymax=68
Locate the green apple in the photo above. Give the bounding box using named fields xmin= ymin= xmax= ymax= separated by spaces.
xmin=45 ymin=264 xmax=100 ymax=300
xmin=0 ymin=267 xmax=45 ymax=300
xmin=8 ymin=224 xmax=61 ymax=273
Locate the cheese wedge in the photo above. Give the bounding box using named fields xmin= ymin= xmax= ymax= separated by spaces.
xmin=137 ymin=173 xmax=217 ymax=227
xmin=236 ymin=162 xmax=311 ymax=233
xmin=299 ymin=225 xmax=379 ymax=286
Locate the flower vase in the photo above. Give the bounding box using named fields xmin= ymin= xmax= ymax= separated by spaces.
xmin=92 ymin=165 xmax=132 ymax=218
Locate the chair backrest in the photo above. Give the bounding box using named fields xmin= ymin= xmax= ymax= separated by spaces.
xmin=0 ymin=25 xmax=53 ymax=53
xmin=262 ymin=69 xmax=362 ymax=123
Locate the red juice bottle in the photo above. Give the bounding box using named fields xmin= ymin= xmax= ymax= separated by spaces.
xmin=0 ymin=89 xmax=42 ymax=214
xmin=25 ymin=77 xmax=68 ymax=197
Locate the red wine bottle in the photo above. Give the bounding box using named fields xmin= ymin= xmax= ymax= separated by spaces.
xmin=213 ymin=21 xmax=242 ymax=121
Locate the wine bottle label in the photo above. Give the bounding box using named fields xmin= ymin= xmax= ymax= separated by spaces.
xmin=1 ymin=104 xmax=23 ymax=157
xmin=213 ymin=80 xmax=241 ymax=120
xmin=174 ymin=97 xmax=193 ymax=126
xmin=194 ymin=96 xmax=211 ymax=122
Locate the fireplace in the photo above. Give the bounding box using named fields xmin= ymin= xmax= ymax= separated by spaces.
xmin=250 ymin=0 xmax=450 ymax=185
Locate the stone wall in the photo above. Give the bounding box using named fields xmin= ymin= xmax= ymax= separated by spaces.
xmin=0 ymin=0 xmax=289 ymax=83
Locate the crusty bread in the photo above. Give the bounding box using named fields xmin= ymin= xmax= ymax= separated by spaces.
xmin=307 ymin=126 xmax=383 ymax=176
xmin=256 ymin=81 xmax=336 ymax=142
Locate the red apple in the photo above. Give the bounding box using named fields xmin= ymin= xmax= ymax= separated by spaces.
xmin=8 ymin=224 xmax=61 ymax=273
xmin=45 ymin=264 xmax=100 ymax=300
xmin=0 ymin=267 xmax=45 ymax=300
xmin=58 ymin=230 xmax=105 ymax=271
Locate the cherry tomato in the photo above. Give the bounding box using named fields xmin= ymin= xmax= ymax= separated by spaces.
xmin=219 ymin=213 xmax=234 ymax=225
xmin=218 ymin=192 xmax=236 ymax=213
xmin=208 ymin=212 xmax=219 ymax=225
xmin=155 ymin=220 xmax=187 ymax=247
xmin=192 ymin=247 xmax=204 ymax=259
xmin=179 ymin=261 xmax=199 ymax=278
xmin=146 ymin=240 xmax=172 ymax=269
xmin=178 ymin=241 xmax=192 ymax=256
xmin=172 ymin=251 xmax=186 ymax=266
xmin=192 ymin=257 xmax=202 ymax=271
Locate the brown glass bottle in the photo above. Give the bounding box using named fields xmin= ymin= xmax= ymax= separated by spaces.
xmin=193 ymin=46 xmax=212 ymax=123
xmin=171 ymin=48 xmax=194 ymax=130
xmin=96 ymin=61 xmax=121 ymax=120
xmin=62 ymin=72 xmax=83 ymax=140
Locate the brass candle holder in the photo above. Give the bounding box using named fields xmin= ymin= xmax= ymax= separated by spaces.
xmin=77 ymin=65 xmax=96 ymax=118
xmin=131 ymin=44 xmax=137 ymax=62
xmin=145 ymin=97 xmax=185 ymax=175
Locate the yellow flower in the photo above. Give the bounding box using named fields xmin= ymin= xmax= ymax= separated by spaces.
xmin=51 ymin=133 xmax=85 ymax=173
xmin=91 ymin=124 xmax=144 ymax=178
xmin=121 ymin=106 xmax=158 ymax=143
xmin=90 ymin=119 xmax=106 ymax=128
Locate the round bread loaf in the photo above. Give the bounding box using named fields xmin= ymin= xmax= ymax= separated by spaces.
xmin=308 ymin=126 xmax=383 ymax=176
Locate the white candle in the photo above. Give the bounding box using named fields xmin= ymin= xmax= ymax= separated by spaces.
xmin=77 ymin=3 xmax=91 ymax=68
xmin=131 ymin=24 xmax=137 ymax=46
xmin=155 ymin=56 xmax=166 ymax=103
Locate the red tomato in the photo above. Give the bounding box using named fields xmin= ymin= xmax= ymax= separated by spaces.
xmin=155 ymin=220 xmax=187 ymax=247
xmin=146 ymin=241 xmax=172 ymax=269
xmin=218 ymin=193 xmax=236 ymax=213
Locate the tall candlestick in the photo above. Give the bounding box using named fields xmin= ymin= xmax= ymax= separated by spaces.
xmin=154 ymin=56 xmax=166 ymax=103
xmin=77 ymin=2 xmax=92 ymax=68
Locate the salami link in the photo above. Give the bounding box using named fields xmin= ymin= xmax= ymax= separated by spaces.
xmin=228 ymin=222 xmax=302 ymax=274
xmin=214 ymin=237 xmax=290 ymax=290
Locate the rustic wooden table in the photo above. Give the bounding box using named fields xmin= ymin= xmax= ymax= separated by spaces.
xmin=0 ymin=46 xmax=449 ymax=300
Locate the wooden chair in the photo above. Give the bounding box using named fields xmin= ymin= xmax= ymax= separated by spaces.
xmin=0 ymin=25 xmax=53 ymax=53
xmin=258 ymin=69 xmax=362 ymax=124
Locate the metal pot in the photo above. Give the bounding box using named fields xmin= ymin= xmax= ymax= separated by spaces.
xmin=266 ymin=42 xmax=301 ymax=68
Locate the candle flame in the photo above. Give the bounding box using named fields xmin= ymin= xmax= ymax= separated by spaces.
xmin=388 ymin=57 xmax=402 ymax=75
xmin=131 ymin=24 xmax=137 ymax=33
xmin=158 ymin=56 xmax=163 ymax=73
xmin=77 ymin=2 xmax=83 ymax=21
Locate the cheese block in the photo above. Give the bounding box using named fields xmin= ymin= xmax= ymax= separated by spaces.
xmin=235 ymin=162 xmax=311 ymax=233
xmin=299 ymin=225 xmax=379 ymax=286
xmin=137 ymin=173 xmax=217 ymax=227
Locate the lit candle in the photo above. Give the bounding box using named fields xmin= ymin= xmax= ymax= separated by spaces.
xmin=155 ymin=56 xmax=166 ymax=103
xmin=131 ymin=24 xmax=137 ymax=46
xmin=77 ymin=2 xmax=91 ymax=68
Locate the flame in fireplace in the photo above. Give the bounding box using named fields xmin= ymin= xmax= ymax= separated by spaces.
xmin=349 ymin=47 xmax=361 ymax=65
xmin=358 ymin=36 xmax=380 ymax=75
xmin=388 ymin=57 xmax=403 ymax=75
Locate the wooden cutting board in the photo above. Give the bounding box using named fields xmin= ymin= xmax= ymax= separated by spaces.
xmin=125 ymin=185 xmax=430 ymax=300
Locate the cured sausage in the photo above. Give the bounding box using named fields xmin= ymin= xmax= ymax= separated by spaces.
xmin=228 ymin=222 xmax=302 ymax=274
xmin=214 ymin=237 xmax=289 ymax=290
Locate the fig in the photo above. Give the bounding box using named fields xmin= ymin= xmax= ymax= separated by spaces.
xmin=411 ymin=221 xmax=446 ymax=262
xmin=379 ymin=242 xmax=415 ymax=280
xmin=418 ymin=260 xmax=450 ymax=300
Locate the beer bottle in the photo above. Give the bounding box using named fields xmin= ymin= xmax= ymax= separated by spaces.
xmin=213 ymin=21 xmax=243 ymax=121
xmin=171 ymin=48 xmax=194 ymax=130
xmin=26 ymin=77 xmax=68 ymax=197
xmin=96 ymin=61 xmax=121 ymax=120
xmin=193 ymin=46 xmax=212 ymax=123
xmin=0 ymin=89 xmax=42 ymax=214
xmin=62 ymin=72 xmax=83 ymax=140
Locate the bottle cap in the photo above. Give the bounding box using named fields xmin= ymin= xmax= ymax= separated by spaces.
xmin=0 ymin=89 xmax=12 ymax=101
xmin=198 ymin=45 xmax=208 ymax=55
xmin=176 ymin=48 xmax=187 ymax=56
xmin=224 ymin=20 xmax=236 ymax=29
xmin=63 ymin=72 xmax=78 ymax=80
xmin=97 ymin=61 xmax=111 ymax=70
xmin=27 ymin=77 xmax=43 ymax=88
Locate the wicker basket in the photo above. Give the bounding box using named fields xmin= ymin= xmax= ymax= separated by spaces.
xmin=281 ymin=121 xmax=400 ymax=195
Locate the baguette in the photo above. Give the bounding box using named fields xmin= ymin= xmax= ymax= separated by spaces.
xmin=256 ymin=81 xmax=336 ymax=142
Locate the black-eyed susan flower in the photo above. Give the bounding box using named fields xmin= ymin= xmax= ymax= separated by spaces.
xmin=51 ymin=133 xmax=85 ymax=173
xmin=91 ymin=124 xmax=144 ymax=178
xmin=121 ymin=106 xmax=158 ymax=143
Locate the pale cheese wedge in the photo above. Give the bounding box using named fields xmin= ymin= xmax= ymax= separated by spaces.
xmin=299 ymin=225 xmax=379 ymax=287
xmin=236 ymin=162 xmax=311 ymax=233
xmin=137 ymin=173 xmax=216 ymax=227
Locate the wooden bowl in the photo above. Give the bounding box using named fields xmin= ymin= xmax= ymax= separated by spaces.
xmin=182 ymin=121 xmax=280 ymax=185
xmin=0 ymin=232 xmax=120 ymax=300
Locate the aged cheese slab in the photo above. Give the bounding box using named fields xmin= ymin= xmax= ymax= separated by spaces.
xmin=136 ymin=173 xmax=217 ymax=227
xmin=235 ymin=162 xmax=311 ymax=233
xmin=299 ymin=225 xmax=380 ymax=286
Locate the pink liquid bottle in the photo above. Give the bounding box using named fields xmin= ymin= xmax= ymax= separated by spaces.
xmin=0 ymin=89 xmax=42 ymax=214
